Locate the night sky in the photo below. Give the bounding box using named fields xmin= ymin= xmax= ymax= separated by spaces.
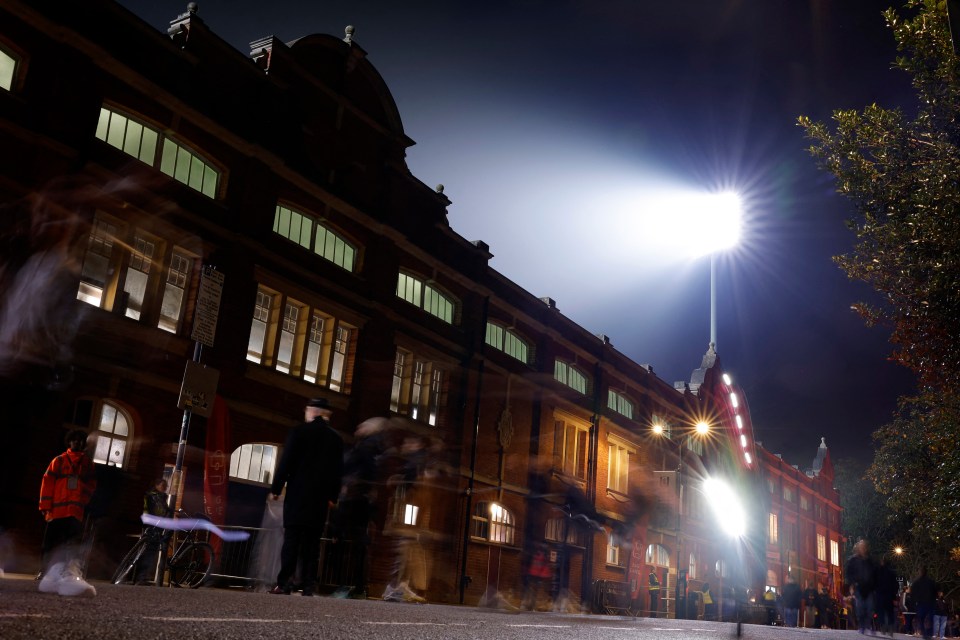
xmin=117 ymin=0 xmax=918 ymax=467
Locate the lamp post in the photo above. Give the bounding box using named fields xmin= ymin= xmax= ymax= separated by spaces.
xmin=653 ymin=421 xmax=709 ymax=619
xmin=702 ymin=192 xmax=742 ymax=351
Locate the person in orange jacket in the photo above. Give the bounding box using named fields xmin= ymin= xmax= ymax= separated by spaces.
xmin=37 ymin=428 xmax=97 ymax=596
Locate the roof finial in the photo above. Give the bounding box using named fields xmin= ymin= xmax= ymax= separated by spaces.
xmin=187 ymin=2 xmax=198 ymax=14
xmin=435 ymin=184 xmax=445 ymax=194
xmin=820 ymin=437 xmax=827 ymax=448
xmin=344 ymin=25 xmax=355 ymax=44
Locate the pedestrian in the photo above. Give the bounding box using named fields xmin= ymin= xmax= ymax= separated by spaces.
xmin=845 ymin=539 xmax=877 ymax=634
xmin=803 ymin=579 xmax=818 ymax=627
xmin=134 ymin=477 xmax=172 ymax=585
xmin=933 ymin=590 xmax=949 ymax=640
xmin=331 ymin=417 xmax=388 ymax=600
xmin=648 ymin=568 xmax=661 ymax=618
xmin=763 ymin=587 xmax=777 ymax=625
xmin=37 ymin=428 xmax=97 ymax=597
xmin=782 ymin=575 xmax=802 ymax=627
xmin=874 ymin=555 xmax=900 ymax=637
xmin=911 ymin=567 xmax=937 ymax=640
xmin=815 ymin=585 xmax=833 ymax=629
xmin=268 ymin=397 xmax=344 ymax=597
xmin=521 ymin=543 xmax=552 ymax=610
xmin=701 ymin=581 xmax=715 ymax=621
xmin=902 ymin=585 xmax=916 ymax=635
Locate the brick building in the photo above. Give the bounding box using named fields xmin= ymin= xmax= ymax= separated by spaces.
xmin=0 ymin=0 xmax=841 ymax=613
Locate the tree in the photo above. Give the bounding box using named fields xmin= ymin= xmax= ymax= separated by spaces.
xmin=799 ymin=0 xmax=960 ymax=392
xmin=799 ymin=0 xmax=960 ymax=578
xmin=832 ymin=457 xmax=896 ymax=557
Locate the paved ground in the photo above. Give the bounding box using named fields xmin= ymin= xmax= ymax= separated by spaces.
xmin=0 ymin=574 xmax=914 ymax=640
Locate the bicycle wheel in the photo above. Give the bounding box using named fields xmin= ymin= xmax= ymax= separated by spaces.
xmin=168 ymin=542 xmax=214 ymax=588
xmin=112 ymin=538 xmax=147 ymax=585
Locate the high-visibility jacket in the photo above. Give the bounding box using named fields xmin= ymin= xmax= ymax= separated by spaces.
xmin=649 ymin=572 xmax=660 ymax=591
xmin=38 ymin=449 xmax=96 ymax=522
xmin=702 ymin=588 xmax=713 ymax=605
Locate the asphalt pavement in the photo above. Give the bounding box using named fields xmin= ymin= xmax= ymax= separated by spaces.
xmin=0 ymin=574 xmax=912 ymax=640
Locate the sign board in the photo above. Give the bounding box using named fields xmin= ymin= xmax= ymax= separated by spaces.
xmin=177 ymin=360 xmax=220 ymax=417
xmin=191 ymin=266 xmax=225 ymax=347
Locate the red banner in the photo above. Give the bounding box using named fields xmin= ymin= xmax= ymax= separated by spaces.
xmin=204 ymin=395 xmax=231 ymax=557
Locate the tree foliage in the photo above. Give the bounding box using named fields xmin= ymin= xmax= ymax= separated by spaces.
xmin=799 ymin=0 xmax=960 ymax=581
xmin=799 ymin=0 xmax=960 ymax=392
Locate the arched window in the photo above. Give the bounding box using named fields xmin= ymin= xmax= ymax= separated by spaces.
xmin=229 ymin=443 xmax=278 ymax=485
xmin=485 ymin=321 xmax=530 ymax=364
xmin=545 ymin=517 xmax=587 ymax=547
xmin=0 ymin=45 xmax=19 ymax=92
xmin=273 ymin=204 xmax=358 ymax=272
xmin=471 ymin=501 xmax=515 ymax=545
xmin=646 ymin=543 xmax=671 ymax=567
xmin=608 ymin=390 xmax=635 ymax=419
xmin=92 ymin=400 xmax=132 ymax=468
xmin=396 ymin=272 xmax=456 ymax=324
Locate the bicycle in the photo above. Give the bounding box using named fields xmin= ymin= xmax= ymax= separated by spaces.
xmin=112 ymin=509 xmax=215 ymax=588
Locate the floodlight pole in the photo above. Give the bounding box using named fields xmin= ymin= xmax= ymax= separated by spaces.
xmin=710 ymin=252 xmax=717 ymax=350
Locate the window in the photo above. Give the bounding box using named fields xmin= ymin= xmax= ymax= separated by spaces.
xmin=688 ymin=553 xmax=698 ymax=580
xmin=769 ymin=513 xmax=779 ymax=544
xmin=246 ymin=284 xmax=357 ymax=393
xmin=554 ymin=359 xmax=588 ymax=394
xmin=1 ymin=46 xmax=18 ymax=92
xmin=783 ymin=486 xmax=794 ymax=502
xmin=830 ymin=539 xmax=839 ymax=566
xmin=396 ymin=272 xmax=456 ymax=324
xmin=606 ymin=531 xmax=625 ymax=566
xmin=95 ymin=106 xmax=220 ymax=198
xmin=76 ymin=213 xmax=197 ymax=333
xmin=391 ymin=484 xmax=420 ymax=527
xmin=485 ymin=322 xmax=530 ymax=364
xmin=607 ymin=390 xmax=634 ymax=420
xmin=607 ymin=438 xmax=634 ymax=494
xmin=229 ymin=443 xmax=278 ymax=485
xmin=555 ymin=417 xmax=589 ymax=480
xmin=800 ymin=495 xmax=810 ymax=511
xmin=816 ymin=533 xmax=826 ymax=562
xmin=389 ymin=348 xmax=447 ymax=426
xmin=716 ymin=559 xmax=730 ymax=578
xmin=471 ymin=502 xmax=515 ymax=544
xmin=273 ymin=204 xmax=357 ymax=272
xmin=545 ymin=517 xmax=587 ymax=547
xmin=766 ymin=478 xmax=776 ymax=494
xmin=92 ymin=401 xmax=131 ymax=468
xmin=646 ymin=543 xmax=671 ymax=567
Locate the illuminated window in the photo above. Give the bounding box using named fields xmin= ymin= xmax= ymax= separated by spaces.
xmin=830 ymin=539 xmax=839 ymax=566
xmin=769 ymin=513 xmax=779 ymax=544
xmin=800 ymin=495 xmax=810 ymax=511
xmin=272 ymin=204 xmax=357 ymax=272
xmin=95 ymin=106 xmax=220 ymax=198
xmin=553 ymin=359 xmax=588 ymax=394
xmin=76 ymin=214 xmax=196 ymax=332
xmin=545 ymin=517 xmax=587 ymax=546
xmin=607 ymin=390 xmax=634 ymax=420
xmin=229 ymin=443 xmax=278 ymax=485
xmin=0 ymin=46 xmax=17 ymax=92
xmin=816 ymin=534 xmax=826 ymax=562
xmin=390 ymin=484 xmax=420 ymax=527
xmin=555 ymin=417 xmax=589 ymax=480
xmin=646 ymin=543 xmax=671 ymax=567
xmin=607 ymin=438 xmax=634 ymax=494
xmin=246 ymin=284 xmax=356 ymax=393
xmin=688 ymin=553 xmax=698 ymax=580
xmin=390 ymin=348 xmax=446 ymax=426
xmin=485 ymin=322 xmax=530 ymax=364
xmin=92 ymin=400 xmax=131 ymax=468
xmin=396 ymin=272 xmax=456 ymax=324
xmin=606 ymin=531 xmax=625 ymax=566
xmin=783 ymin=486 xmax=794 ymax=502
xmin=471 ymin=502 xmax=515 ymax=544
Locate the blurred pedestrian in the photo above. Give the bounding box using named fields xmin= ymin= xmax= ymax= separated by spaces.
xmin=911 ymin=566 xmax=937 ymax=640
xmin=933 ymin=590 xmax=949 ymax=640
xmin=648 ymin=568 xmax=661 ymax=618
xmin=845 ymin=539 xmax=877 ymax=633
xmin=134 ymin=477 xmax=172 ymax=585
xmin=782 ymin=575 xmax=802 ymax=627
xmin=803 ymin=580 xmax=818 ymax=627
xmin=702 ymin=581 xmax=715 ymax=621
xmin=37 ymin=428 xmax=96 ymax=597
xmin=874 ymin=555 xmax=900 ymax=636
xmin=269 ymin=397 xmax=343 ymax=597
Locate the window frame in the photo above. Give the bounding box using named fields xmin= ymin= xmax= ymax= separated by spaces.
xmin=273 ymin=203 xmax=358 ymax=273
xmin=606 ymin=436 xmax=635 ymax=495
xmin=553 ymin=359 xmax=588 ymax=394
xmin=228 ymin=443 xmax=279 ymax=486
xmin=485 ymin=321 xmax=530 ymax=364
xmin=554 ymin=416 xmax=590 ymax=481
xmin=470 ymin=501 xmax=515 ymax=545
xmin=389 ymin=347 xmax=448 ymax=426
xmin=0 ymin=42 xmax=21 ymax=93
xmin=607 ymin=389 xmax=635 ymax=420
xmin=396 ymin=271 xmax=457 ymax=325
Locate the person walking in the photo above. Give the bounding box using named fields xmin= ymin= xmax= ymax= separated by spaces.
xmin=845 ymin=539 xmax=877 ymax=634
xmin=911 ymin=567 xmax=937 ymax=640
xmin=37 ymin=429 xmax=97 ymax=597
xmin=648 ymin=569 xmax=661 ymax=618
xmin=134 ymin=477 xmax=172 ymax=585
xmin=803 ymin=580 xmax=818 ymax=628
xmin=874 ymin=555 xmax=900 ymax=637
xmin=702 ymin=581 xmax=715 ymax=621
xmin=933 ymin=590 xmax=949 ymax=640
xmin=782 ymin=575 xmax=802 ymax=627
xmin=269 ymin=397 xmax=343 ymax=597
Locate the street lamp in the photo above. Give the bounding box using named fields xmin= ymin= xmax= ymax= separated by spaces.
xmin=652 ymin=420 xmax=710 ymax=619
xmin=702 ymin=475 xmax=747 ymax=633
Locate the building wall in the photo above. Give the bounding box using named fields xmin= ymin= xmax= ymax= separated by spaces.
xmin=0 ymin=0 xmax=842 ymax=613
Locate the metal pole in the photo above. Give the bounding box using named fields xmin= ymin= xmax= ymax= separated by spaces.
xmin=710 ymin=252 xmax=717 ymax=350
xmin=168 ymin=341 xmax=202 ymax=510
xmin=675 ymin=437 xmax=683 ymax=619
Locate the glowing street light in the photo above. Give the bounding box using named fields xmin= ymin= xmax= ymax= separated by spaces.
xmin=703 ymin=476 xmax=746 ymax=539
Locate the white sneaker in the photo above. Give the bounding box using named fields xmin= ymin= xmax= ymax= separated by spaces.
xmin=57 ymin=561 xmax=96 ymax=597
xmin=38 ymin=562 xmax=64 ymax=593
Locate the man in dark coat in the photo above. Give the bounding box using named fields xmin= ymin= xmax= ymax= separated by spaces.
xmin=911 ymin=566 xmax=937 ymax=640
xmin=874 ymin=555 xmax=900 ymax=635
xmin=269 ymin=397 xmax=344 ymax=596
xmin=844 ymin=539 xmax=877 ymax=634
